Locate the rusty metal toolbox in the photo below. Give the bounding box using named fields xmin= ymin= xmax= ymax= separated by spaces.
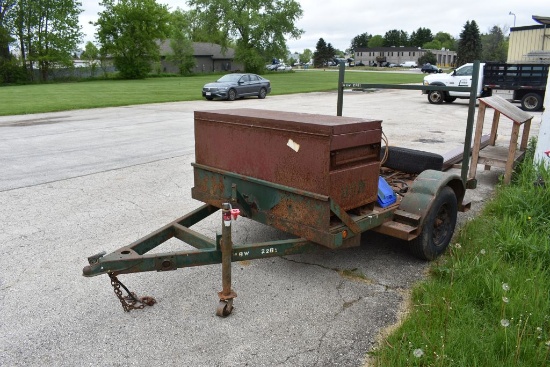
xmin=193 ymin=109 xmax=382 ymax=211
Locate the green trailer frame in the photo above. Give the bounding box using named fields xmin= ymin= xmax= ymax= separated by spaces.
xmin=83 ymin=62 xmax=482 ymax=316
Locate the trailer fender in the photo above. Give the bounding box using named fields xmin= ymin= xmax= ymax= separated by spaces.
xmin=398 ymin=170 xmax=465 ymax=230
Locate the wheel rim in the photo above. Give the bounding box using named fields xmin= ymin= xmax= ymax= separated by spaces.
xmin=228 ymin=90 xmax=236 ymax=100
xmin=432 ymin=204 xmax=452 ymax=248
xmin=259 ymin=89 xmax=266 ymax=98
xmin=524 ymin=96 xmax=537 ymax=110
xmin=430 ymin=92 xmax=442 ymax=103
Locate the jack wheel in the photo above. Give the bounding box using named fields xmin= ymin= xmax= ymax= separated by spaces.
xmin=216 ymin=299 xmax=234 ymax=317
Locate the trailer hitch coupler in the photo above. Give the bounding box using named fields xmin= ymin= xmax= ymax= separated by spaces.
xmin=87 ymin=251 xmax=106 ymax=265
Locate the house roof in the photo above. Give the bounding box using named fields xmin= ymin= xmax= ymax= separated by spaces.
xmin=158 ymin=40 xmax=235 ymax=60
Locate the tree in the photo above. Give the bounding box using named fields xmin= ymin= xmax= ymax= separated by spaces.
xmin=0 ymin=0 xmax=15 ymax=59
xmin=457 ymin=20 xmax=482 ymax=66
xmin=418 ymin=51 xmax=437 ymax=65
xmin=409 ymin=27 xmax=433 ymax=48
xmin=368 ymin=35 xmax=384 ymax=48
xmin=434 ymin=32 xmax=456 ymax=50
xmin=167 ymin=9 xmax=195 ymax=75
xmin=384 ymin=29 xmax=408 ymax=47
xmin=313 ymin=38 xmax=335 ymax=67
xmin=481 ymin=25 xmax=508 ymax=62
xmin=299 ymin=48 xmax=312 ymax=64
xmin=0 ymin=0 xmax=21 ymax=83
xmin=12 ymin=0 xmax=82 ymax=81
xmin=187 ymin=0 xmax=303 ymax=74
xmin=350 ymin=32 xmax=371 ymax=52
xmin=422 ymin=40 xmax=442 ymax=50
xmin=95 ymin=0 xmax=171 ymax=79
xmin=81 ymin=41 xmax=99 ymax=77
xmin=327 ymin=43 xmax=336 ymax=60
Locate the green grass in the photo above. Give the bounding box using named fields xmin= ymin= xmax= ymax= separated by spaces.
xmin=0 ymin=70 xmax=423 ymax=116
xmin=372 ymin=144 xmax=550 ymax=366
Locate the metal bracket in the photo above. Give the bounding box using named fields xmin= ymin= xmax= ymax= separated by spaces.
xmin=88 ymin=251 xmax=106 ymax=265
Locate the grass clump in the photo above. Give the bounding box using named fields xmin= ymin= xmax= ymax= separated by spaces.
xmin=371 ymin=144 xmax=550 ymax=366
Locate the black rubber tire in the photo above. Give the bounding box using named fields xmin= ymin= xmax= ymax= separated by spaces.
xmin=521 ymin=93 xmax=543 ymax=111
xmin=205 ymin=96 xmax=214 ymax=100
xmin=410 ymin=186 xmax=457 ymax=260
xmin=381 ymin=146 xmax=444 ymax=174
xmin=258 ymin=88 xmax=267 ymax=99
xmin=444 ymin=96 xmax=456 ymax=103
xmin=227 ymin=89 xmax=237 ymax=101
xmin=428 ymin=90 xmax=444 ymax=104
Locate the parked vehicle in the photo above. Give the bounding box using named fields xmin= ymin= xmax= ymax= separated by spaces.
xmin=400 ymin=61 xmax=417 ymax=68
xmin=202 ymin=73 xmax=271 ymax=101
xmin=387 ymin=63 xmax=398 ymax=68
xmin=421 ymin=64 xmax=442 ymax=73
xmin=276 ymin=63 xmax=292 ymax=71
xmin=423 ymin=62 xmax=549 ymax=111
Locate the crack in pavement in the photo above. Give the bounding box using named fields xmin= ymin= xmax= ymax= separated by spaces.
xmin=281 ymin=256 xmax=405 ymax=292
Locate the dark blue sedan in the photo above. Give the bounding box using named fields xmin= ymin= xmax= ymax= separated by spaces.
xmin=421 ymin=64 xmax=443 ymax=74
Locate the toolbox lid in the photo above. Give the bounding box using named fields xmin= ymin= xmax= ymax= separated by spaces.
xmin=194 ymin=109 xmax=381 ymax=135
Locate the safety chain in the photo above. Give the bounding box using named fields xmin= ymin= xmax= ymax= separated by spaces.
xmin=108 ymin=272 xmax=156 ymax=312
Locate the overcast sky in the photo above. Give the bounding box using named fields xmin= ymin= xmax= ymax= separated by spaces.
xmin=79 ymin=0 xmax=549 ymax=53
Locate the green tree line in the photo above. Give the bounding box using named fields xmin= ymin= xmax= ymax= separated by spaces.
xmin=0 ymin=0 xmax=82 ymax=83
xmin=0 ymin=0 xmax=510 ymax=84
xmin=0 ymin=0 xmax=304 ymax=83
xmin=347 ymin=21 xmax=508 ymax=66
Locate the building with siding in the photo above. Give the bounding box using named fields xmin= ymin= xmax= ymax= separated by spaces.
xmin=508 ymin=16 xmax=550 ymax=63
xmin=158 ymin=41 xmax=244 ymax=74
xmin=354 ymin=47 xmax=457 ymax=67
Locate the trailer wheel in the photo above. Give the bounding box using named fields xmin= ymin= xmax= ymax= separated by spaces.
xmin=216 ymin=299 xmax=234 ymax=317
xmin=521 ymin=93 xmax=543 ymax=111
xmin=428 ymin=90 xmax=444 ymax=104
xmin=410 ymin=186 xmax=457 ymax=260
xmin=381 ymin=146 xmax=444 ymax=174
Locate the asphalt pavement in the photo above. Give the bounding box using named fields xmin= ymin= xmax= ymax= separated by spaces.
xmin=0 ymin=89 xmax=543 ymax=366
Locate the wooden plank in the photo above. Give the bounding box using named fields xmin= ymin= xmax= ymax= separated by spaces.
xmin=477 ymin=146 xmax=525 ymax=168
xmin=489 ymin=110 xmax=500 ymax=145
xmin=442 ymin=134 xmax=490 ymax=170
xmin=520 ymin=118 xmax=532 ymax=150
xmin=504 ymin=123 xmax=521 ymax=184
xmin=478 ymin=95 xmax=533 ymax=124
xmin=468 ymin=102 xmax=487 ymax=180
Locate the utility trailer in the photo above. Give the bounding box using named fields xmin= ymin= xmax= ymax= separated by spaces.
xmin=83 ymin=62 xmax=482 ymax=317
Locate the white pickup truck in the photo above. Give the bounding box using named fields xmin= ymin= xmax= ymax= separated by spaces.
xmin=423 ymin=62 xmax=548 ymax=111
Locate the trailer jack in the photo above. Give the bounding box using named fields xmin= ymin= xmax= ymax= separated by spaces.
xmin=216 ymin=203 xmax=238 ymax=317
